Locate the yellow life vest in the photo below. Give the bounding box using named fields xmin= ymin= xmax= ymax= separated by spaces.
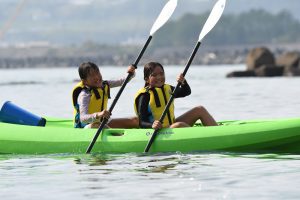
xmin=72 ymin=81 xmax=110 ymax=128
xmin=134 ymin=84 xmax=175 ymax=127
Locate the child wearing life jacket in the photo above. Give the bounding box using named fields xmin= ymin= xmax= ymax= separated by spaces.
xmin=72 ymin=62 xmax=138 ymax=129
xmin=134 ymin=62 xmax=218 ymax=130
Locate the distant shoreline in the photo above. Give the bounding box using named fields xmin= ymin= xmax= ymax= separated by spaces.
xmin=0 ymin=43 xmax=299 ymax=68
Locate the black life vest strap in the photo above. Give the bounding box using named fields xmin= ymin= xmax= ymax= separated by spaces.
xmin=101 ymin=87 xmax=105 ymax=111
xmin=160 ymin=87 xmax=172 ymax=125
xmin=149 ymin=88 xmax=161 ymax=107
xmin=73 ymin=87 xmax=83 ymax=107
xmin=102 ymin=81 xmax=111 ymax=99
xmin=90 ymin=87 xmax=101 ymax=99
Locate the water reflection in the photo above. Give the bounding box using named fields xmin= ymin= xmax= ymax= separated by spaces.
xmin=73 ymin=153 xmax=202 ymax=175
xmin=228 ymin=153 xmax=300 ymax=160
xmin=1 ymin=152 xmax=300 ymax=200
xmin=74 ymin=154 xmax=110 ymax=166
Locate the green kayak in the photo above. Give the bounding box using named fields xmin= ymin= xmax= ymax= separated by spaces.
xmin=1 ymin=117 xmax=300 ymax=154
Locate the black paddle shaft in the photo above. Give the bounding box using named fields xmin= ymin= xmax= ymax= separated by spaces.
xmin=144 ymin=41 xmax=201 ymax=153
xmin=86 ymin=36 xmax=153 ymax=154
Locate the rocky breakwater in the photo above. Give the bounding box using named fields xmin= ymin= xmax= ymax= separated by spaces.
xmin=227 ymin=47 xmax=300 ymax=77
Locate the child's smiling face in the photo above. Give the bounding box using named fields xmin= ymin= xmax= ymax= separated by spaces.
xmin=147 ymin=66 xmax=165 ymax=88
xmin=83 ymin=69 xmax=103 ymax=88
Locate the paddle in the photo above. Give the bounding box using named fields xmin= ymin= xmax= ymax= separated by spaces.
xmin=86 ymin=0 xmax=178 ymax=154
xmin=144 ymin=0 xmax=226 ymax=153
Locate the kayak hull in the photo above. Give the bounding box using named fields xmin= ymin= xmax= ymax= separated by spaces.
xmin=1 ymin=117 xmax=300 ymax=154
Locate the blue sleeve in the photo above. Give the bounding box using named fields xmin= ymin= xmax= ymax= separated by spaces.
xmin=173 ymin=81 xmax=191 ymax=98
xmin=136 ymin=93 xmax=153 ymax=128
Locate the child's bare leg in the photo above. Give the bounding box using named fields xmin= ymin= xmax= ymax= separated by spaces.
xmin=175 ymin=106 xmax=217 ymax=126
xmin=107 ymin=117 xmax=139 ymax=128
xmin=170 ymin=121 xmax=189 ymax=128
xmin=88 ymin=122 xmax=110 ymax=129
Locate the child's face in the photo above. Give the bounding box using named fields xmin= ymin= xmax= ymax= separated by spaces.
xmin=147 ymin=66 xmax=165 ymax=88
xmin=83 ymin=69 xmax=103 ymax=88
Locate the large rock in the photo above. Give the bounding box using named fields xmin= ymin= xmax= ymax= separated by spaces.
xmin=255 ymin=65 xmax=284 ymax=77
xmin=226 ymin=70 xmax=256 ymax=78
xmin=246 ymin=47 xmax=275 ymax=71
xmin=276 ymin=51 xmax=300 ymax=76
xmin=285 ymin=67 xmax=300 ymax=76
xmin=276 ymin=51 xmax=300 ymax=68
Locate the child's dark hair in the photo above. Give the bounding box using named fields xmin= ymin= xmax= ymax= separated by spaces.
xmin=144 ymin=62 xmax=164 ymax=86
xmin=78 ymin=62 xmax=99 ymax=80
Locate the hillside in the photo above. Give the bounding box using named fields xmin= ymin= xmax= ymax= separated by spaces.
xmin=0 ymin=0 xmax=300 ymax=45
xmin=152 ymin=9 xmax=300 ymax=47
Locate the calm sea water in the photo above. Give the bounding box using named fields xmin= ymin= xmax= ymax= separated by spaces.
xmin=1 ymin=65 xmax=300 ymax=199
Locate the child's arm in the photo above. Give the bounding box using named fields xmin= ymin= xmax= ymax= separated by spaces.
xmin=107 ymin=65 xmax=136 ymax=88
xmin=136 ymin=93 xmax=153 ymax=128
xmin=173 ymin=82 xmax=191 ymax=98
xmin=173 ymin=73 xmax=191 ymax=98
xmin=107 ymin=78 xmax=126 ymax=88
xmin=78 ymin=90 xmax=99 ymax=124
xmin=78 ymin=90 xmax=110 ymax=124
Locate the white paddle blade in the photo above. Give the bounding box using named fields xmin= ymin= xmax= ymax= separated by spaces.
xmin=150 ymin=0 xmax=177 ymax=36
xmin=198 ymin=0 xmax=226 ymax=41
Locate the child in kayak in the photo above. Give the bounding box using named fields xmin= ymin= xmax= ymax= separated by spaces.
xmin=72 ymin=62 xmax=138 ymax=129
xmin=134 ymin=62 xmax=218 ymax=129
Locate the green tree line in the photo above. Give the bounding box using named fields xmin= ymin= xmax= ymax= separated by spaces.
xmin=152 ymin=9 xmax=300 ymax=47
